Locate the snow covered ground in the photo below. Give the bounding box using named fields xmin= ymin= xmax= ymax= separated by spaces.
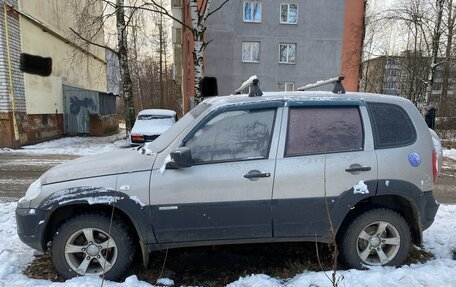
xmin=0 ymin=131 xmax=130 ymax=156
xmin=0 ymin=203 xmax=453 ymax=287
xmin=444 ymin=149 xmax=456 ymax=161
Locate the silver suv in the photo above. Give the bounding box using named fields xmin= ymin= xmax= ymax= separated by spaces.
xmin=16 ymin=91 xmax=441 ymax=280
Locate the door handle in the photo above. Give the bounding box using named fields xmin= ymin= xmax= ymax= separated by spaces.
xmin=345 ymin=166 xmax=371 ymax=172
xmin=243 ymin=170 xmax=271 ymax=179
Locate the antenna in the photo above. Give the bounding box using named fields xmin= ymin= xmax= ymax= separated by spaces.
xmin=297 ymin=76 xmax=345 ymax=94
xmin=235 ymin=75 xmax=263 ymax=97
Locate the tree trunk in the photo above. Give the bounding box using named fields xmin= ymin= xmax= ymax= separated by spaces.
xmin=193 ymin=33 xmax=204 ymax=104
xmin=441 ymin=0 xmax=453 ymax=116
xmin=424 ymin=0 xmax=444 ymax=105
xmin=189 ymin=0 xmax=212 ymax=105
xmin=116 ymin=0 xmax=136 ymax=131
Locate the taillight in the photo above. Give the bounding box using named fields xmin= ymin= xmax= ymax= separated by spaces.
xmin=432 ymin=149 xmax=438 ymax=183
xmin=131 ymin=135 xmax=144 ymax=142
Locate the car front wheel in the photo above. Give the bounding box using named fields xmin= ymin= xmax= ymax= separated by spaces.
xmin=340 ymin=208 xmax=411 ymax=269
xmin=51 ymin=213 xmax=135 ymax=281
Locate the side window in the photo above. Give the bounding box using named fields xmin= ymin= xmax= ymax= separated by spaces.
xmin=366 ymin=102 xmax=417 ymax=149
xmin=285 ymin=106 xmax=364 ymax=156
xmin=185 ymin=109 xmax=276 ymax=164
xmin=280 ymin=3 xmax=298 ymax=24
xmin=243 ymin=1 xmax=262 ymax=22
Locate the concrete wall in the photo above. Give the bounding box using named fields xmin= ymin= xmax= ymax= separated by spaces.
xmin=20 ymin=15 xmax=107 ymax=115
xmin=205 ymin=0 xmax=346 ymax=95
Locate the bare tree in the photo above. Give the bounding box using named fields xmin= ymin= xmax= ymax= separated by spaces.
xmin=424 ymin=0 xmax=445 ymax=105
xmin=69 ymin=0 xmax=136 ymax=131
xmin=440 ymin=0 xmax=456 ymax=116
xmin=135 ymin=0 xmax=231 ymax=105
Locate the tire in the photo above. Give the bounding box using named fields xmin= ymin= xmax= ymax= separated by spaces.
xmin=339 ymin=208 xmax=411 ymax=269
xmin=51 ymin=213 xmax=135 ymax=281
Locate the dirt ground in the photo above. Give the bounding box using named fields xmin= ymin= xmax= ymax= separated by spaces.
xmin=0 ymin=151 xmax=455 ymax=203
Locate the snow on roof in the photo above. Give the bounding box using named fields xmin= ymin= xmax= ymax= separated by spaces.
xmin=137 ymin=109 xmax=176 ymax=116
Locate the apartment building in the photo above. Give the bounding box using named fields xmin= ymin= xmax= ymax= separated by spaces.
xmin=173 ymin=0 xmax=366 ymax=112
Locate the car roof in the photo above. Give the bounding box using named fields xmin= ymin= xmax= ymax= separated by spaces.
xmin=138 ymin=109 xmax=176 ymax=116
xmin=203 ymin=91 xmax=412 ymax=107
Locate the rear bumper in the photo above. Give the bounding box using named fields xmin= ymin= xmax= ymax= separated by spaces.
xmin=420 ymin=191 xmax=439 ymax=230
xmin=16 ymin=207 xmax=49 ymax=252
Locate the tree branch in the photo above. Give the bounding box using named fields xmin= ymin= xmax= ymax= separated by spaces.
xmin=206 ymin=0 xmax=230 ymax=19
xmin=69 ymin=27 xmax=118 ymax=55
xmin=140 ymin=1 xmax=193 ymax=30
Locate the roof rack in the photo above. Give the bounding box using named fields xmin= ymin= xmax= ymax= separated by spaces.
xmin=235 ymin=75 xmax=263 ymax=97
xmin=297 ymin=76 xmax=345 ymax=94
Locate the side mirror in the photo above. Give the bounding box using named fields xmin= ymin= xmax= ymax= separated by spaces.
xmin=166 ymin=147 xmax=192 ymax=169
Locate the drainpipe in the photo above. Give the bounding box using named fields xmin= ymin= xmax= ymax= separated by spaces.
xmin=3 ymin=4 xmax=20 ymax=142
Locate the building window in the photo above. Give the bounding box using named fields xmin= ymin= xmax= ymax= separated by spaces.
xmin=278 ymin=82 xmax=295 ymax=91
xmin=171 ymin=0 xmax=182 ymax=8
xmin=388 ymin=69 xmax=397 ymax=77
xmin=280 ymin=3 xmax=298 ymax=24
xmin=384 ymin=82 xmax=395 ymax=90
xmin=279 ymin=43 xmax=296 ymax=64
xmin=243 ymin=1 xmax=262 ymax=22
xmin=242 ymin=41 xmax=260 ymax=63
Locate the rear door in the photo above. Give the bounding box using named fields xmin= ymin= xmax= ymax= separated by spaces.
xmin=272 ymin=102 xmax=377 ymax=238
xmin=149 ymin=104 xmax=283 ymax=243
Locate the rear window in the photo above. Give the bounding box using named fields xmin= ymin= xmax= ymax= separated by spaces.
xmin=285 ymin=106 xmax=364 ymax=156
xmin=366 ymin=102 xmax=417 ymax=149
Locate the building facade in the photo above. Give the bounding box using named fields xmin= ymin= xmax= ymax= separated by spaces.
xmin=0 ymin=0 xmax=116 ymax=148
xmin=174 ymin=0 xmax=366 ymax=112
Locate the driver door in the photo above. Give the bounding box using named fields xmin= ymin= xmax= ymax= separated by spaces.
xmin=149 ymin=105 xmax=282 ymax=243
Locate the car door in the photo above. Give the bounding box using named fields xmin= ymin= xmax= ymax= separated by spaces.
xmin=272 ymin=102 xmax=377 ymax=239
xmin=149 ymin=104 xmax=283 ymax=243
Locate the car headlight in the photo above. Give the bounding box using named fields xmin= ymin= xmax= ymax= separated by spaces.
xmin=18 ymin=178 xmax=42 ymax=207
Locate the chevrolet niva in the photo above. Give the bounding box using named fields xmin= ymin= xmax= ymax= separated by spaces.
xmin=16 ymin=86 xmax=442 ymax=280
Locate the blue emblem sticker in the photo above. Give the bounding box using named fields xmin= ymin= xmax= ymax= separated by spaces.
xmin=408 ymin=152 xmax=421 ymax=167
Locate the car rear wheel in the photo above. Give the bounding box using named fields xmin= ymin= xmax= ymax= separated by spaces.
xmin=51 ymin=213 xmax=135 ymax=281
xmin=340 ymin=208 xmax=411 ymax=269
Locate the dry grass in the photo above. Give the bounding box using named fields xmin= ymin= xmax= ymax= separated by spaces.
xmin=24 ymin=243 xmax=435 ymax=286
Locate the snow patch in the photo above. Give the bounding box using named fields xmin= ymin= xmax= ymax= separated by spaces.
xmin=353 ymin=180 xmax=369 ymax=194
xmin=0 ymin=202 xmax=455 ymax=286
xmin=444 ymin=148 xmax=456 ymax=161
xmin=157 ymin=278 xmax=174 ymax=286
xmin=129 ymin=196 xmax=146 ymax=207
xmin=159 ymin=155 xmax=173 ymax=174
xmin=0 ymin=131 xmax=129 ymax=156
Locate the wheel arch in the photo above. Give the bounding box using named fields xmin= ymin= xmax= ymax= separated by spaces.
xmin=40 ymin=188 xmax=155 ymax=266
xmin=335 ymin=194 xmax=422 ymax=246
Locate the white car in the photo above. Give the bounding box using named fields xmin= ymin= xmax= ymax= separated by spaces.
xmin=130 ymin=109 xmax=177 ymax=145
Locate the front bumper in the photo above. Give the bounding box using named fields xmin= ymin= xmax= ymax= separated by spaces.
xmin=16 ymin=207 xmax=50 ymax=252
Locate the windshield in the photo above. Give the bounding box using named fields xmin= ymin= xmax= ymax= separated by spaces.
xmin=143 ymin=103 xmax=212 ymax=153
